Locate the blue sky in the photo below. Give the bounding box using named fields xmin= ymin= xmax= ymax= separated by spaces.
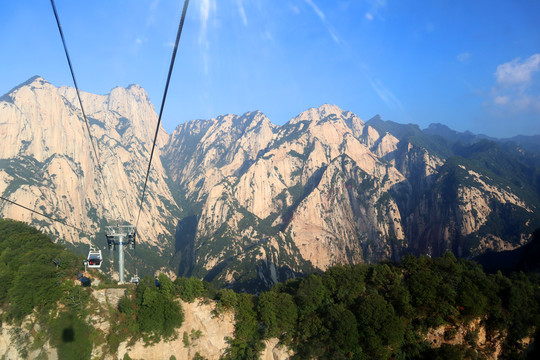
xmin=1 ymin=0 xmax=539 ymax=137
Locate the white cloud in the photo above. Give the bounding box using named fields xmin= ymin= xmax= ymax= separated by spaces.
xmin=495 ymin=54 xmax=540 ymax=86
xmin=304 ymin=0 xmax=341 ymax=44
xmin=370 ymin=78 xmax=404 ymax=111
xmin=493 ymin=95 xmax=508 ymax=105
xmin=489 ymin=54 xmax=540 ymax=115
xmin=305 ymin=0 xmax=326 ymax=20
xmin=289 ymin=4 xmax=300 ymax=14
xmin=237 ymin=0 xmax=248 ymax=27
xmin=365 ymin=0 xmax=387 ymax=21
xmin=150 ymin=0 xmax=159 ymax=12
xmin=457 ymin=52 xmax=471 ymax=62
xmin=262 ymin=30 xmax=274 ymax=42
xmin=198 ymin=0 xmax=217 ymax=75
xmin=199 ymin=0 xmax=215 ymax=37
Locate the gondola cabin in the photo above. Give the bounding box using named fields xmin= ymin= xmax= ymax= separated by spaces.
xmin=106 ymin=234 xmax=115 ymax=250
xmin=87 ymin=247 xmax=102 ymax=269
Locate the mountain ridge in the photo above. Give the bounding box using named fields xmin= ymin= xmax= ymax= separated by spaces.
xmin=1 ymin=76 xmax=539 ymax=291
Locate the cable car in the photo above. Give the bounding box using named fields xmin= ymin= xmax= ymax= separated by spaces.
xmin=130 ymin=274 xmax=140 ymax=284
xmin=128 ymin=231 xmax=136 ymax=250
xmin=77 ymin=272 xmax=91 ymax=286
xmin=87 ymin=247 xmax=102 ymax=269
xmin=106 ymin=234 xmax=115 ymax=250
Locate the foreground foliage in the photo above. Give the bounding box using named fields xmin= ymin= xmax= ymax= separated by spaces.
xmin=217 ymin=252 xmax=540 ymax=359
xmin=115 ymin=274 xmax=184 ymax=345
xmin=0 ymin=219 xmax=93 ymax=359
xmin=1 ymin=218 xmax=538 ymax=359
xmin=0 ymin=219 xmax=184 ymax=358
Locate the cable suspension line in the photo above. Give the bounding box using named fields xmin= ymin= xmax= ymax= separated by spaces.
xmin=135 ymin=0 xmax=190 ymax=229
xmin=49 ymin=0 xmax=116 ymax=218
xmin=0 ymin=195 xmax=95 ymax=235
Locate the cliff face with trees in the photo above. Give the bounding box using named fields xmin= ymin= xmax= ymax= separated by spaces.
xmin=0 ymin=219 xmax=538 ymax=359
xmin=2 ymin=77 xmax=540 ymax=292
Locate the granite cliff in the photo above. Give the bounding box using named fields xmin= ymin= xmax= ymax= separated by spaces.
xmin=1 ymin=77 xmax=539 ymax=290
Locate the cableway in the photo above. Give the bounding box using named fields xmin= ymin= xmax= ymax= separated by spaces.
xmin=0 ymin=1 xmax=191 ymax=259
xmin=0 ymin=195 xmax=94 ymax=235
xmin=135 ymin=0 xmax=190 ymax=229
xmin=50 ymin=0 xmax=116 ymax=218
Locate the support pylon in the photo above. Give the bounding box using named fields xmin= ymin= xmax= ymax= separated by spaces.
xmin=105 ymin=224 xmax=136 ymax=283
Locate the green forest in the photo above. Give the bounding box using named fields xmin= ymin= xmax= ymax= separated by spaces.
xmin=0 ymin=218 xmax=539 ymax=359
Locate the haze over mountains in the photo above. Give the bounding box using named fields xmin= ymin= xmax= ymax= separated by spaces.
xmin=1 ymin=76 xmax=539 ymax=290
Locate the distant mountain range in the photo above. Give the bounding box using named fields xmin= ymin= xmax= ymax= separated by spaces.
xmin=1 ymin=76 xmax=539 ymax=290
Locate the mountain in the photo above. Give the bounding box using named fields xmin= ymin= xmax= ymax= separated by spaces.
xmin=1 ymin=77 xmax=539 ymax=291
xmin=166 ymin=105 xmax=540 ymax=291
xmin=423 ymin=122 xmax=494 ymax=145
xmin=0 ymin=76 xmax=179 ymax=276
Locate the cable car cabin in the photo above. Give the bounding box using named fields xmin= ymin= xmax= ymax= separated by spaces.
xmin=106 ymin=234 xmax=115 ymax=250
xmin=77 ymin=273 xmax=91 ymax=286
xmin=87 ymin=248 xmax=102 ymax=269
xmin=127 ymin=232 xmax=136 ymax=250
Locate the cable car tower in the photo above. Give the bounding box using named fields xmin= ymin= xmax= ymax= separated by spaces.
xmin=105 ymin=224 xmax=136 ymax=283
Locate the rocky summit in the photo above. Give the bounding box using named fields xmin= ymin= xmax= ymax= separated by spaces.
xmin=1 ymin=77 xmax=539 ymax=290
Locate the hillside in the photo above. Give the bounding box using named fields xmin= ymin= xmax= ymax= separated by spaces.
xmin=0 ymin=219 xmax=538 ymax=359
xmin=0 ymin=76 xmax=179 ymax=277
xmin=1 ymin=77 xmax=540 ymax=291
xmin=166 ymin=105 xmax=540 ymax=291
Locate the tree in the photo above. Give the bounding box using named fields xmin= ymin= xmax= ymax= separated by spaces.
xmin=295 ymin=274 xmax=330 ymax=317
xmin=223 ymin=293 xmax=264 ymax=360
xmin=353 ymin=292 xmax=404 ymax=359
xmin=322 ymin=303 xmax=360 ymax=357
xmin=257 ymin=291 xmax=297 ymax=340
xmin=135 ymin=275 xmax=184 ymax=342
xmin=174 ymin=276 xmax=204 ymax=302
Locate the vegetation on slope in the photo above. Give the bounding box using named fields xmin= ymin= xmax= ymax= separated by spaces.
xmin=0 ymin=218 xmax=82 ymax=320
xmin=179 ymin=251 xmax=540 ymax=359
xmin=1 ymin=218 xmax=538 ymax=359
xmin=0 ymin=218 xmax=184 ymax=359
xmin=0 ymin=218 xmax=93 ymax=358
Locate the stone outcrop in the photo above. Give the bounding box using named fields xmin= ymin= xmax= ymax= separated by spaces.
xmin=117 ymin=300 xmax=236 ymax=360
xmin=0 ymin=292 xmax=291 ymax=360
xmin=425 ymin=319 xmax=505 ymax=360
xmin=166 ymin=102 xmax=537 ymax=289
xmin=0 ymin=76 xmax=179 ymax=257
xmin=1 ymin=77 xmax=538 ymax=291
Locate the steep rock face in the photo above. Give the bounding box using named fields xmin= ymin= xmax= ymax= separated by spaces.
xmin=2 ymin=76 xmax=539 ymax=291
xmin=163 ymin=111 xmax=276 ymax=205
xmin=286 ymin=155 xmax=405 ymax=268
xmin=166 ymin=105 xmax=425 ymax=290
xmin=0 ymin=77 xmax=179 ymax=269
xmin=402 ymin=162 xmax=534 ymax=258
xmin=165 ymin=104 xmax=539 ymax=290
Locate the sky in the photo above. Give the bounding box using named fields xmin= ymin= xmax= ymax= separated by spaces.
xmin=1 ymin=0 xmax=539 ymax=138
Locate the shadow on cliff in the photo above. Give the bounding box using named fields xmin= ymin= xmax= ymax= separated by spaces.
xmin=280 ymin=165 xmax=328 ymax=230
xmin=172 ymin=215 xmax=198 ymax=277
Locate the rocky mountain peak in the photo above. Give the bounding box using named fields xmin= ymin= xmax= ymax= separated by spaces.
xmin=5 ymin=76 xmax=56 ymax=103
xmin=290 ymin=103 xmax=345 ymax=124
xmin=0 ymin=77 xmax=179 ymax=266
xmin=2 ymin=75 xmax=539 ymax=293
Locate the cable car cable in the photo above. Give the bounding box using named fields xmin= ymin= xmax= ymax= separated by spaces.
xmin=0 ymin=195 xmax=95 ymax=235
xmin=49 ymin=0 xmax=116 ymax=217
xmin=135 ymin=0 xmax=190 ymax=229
